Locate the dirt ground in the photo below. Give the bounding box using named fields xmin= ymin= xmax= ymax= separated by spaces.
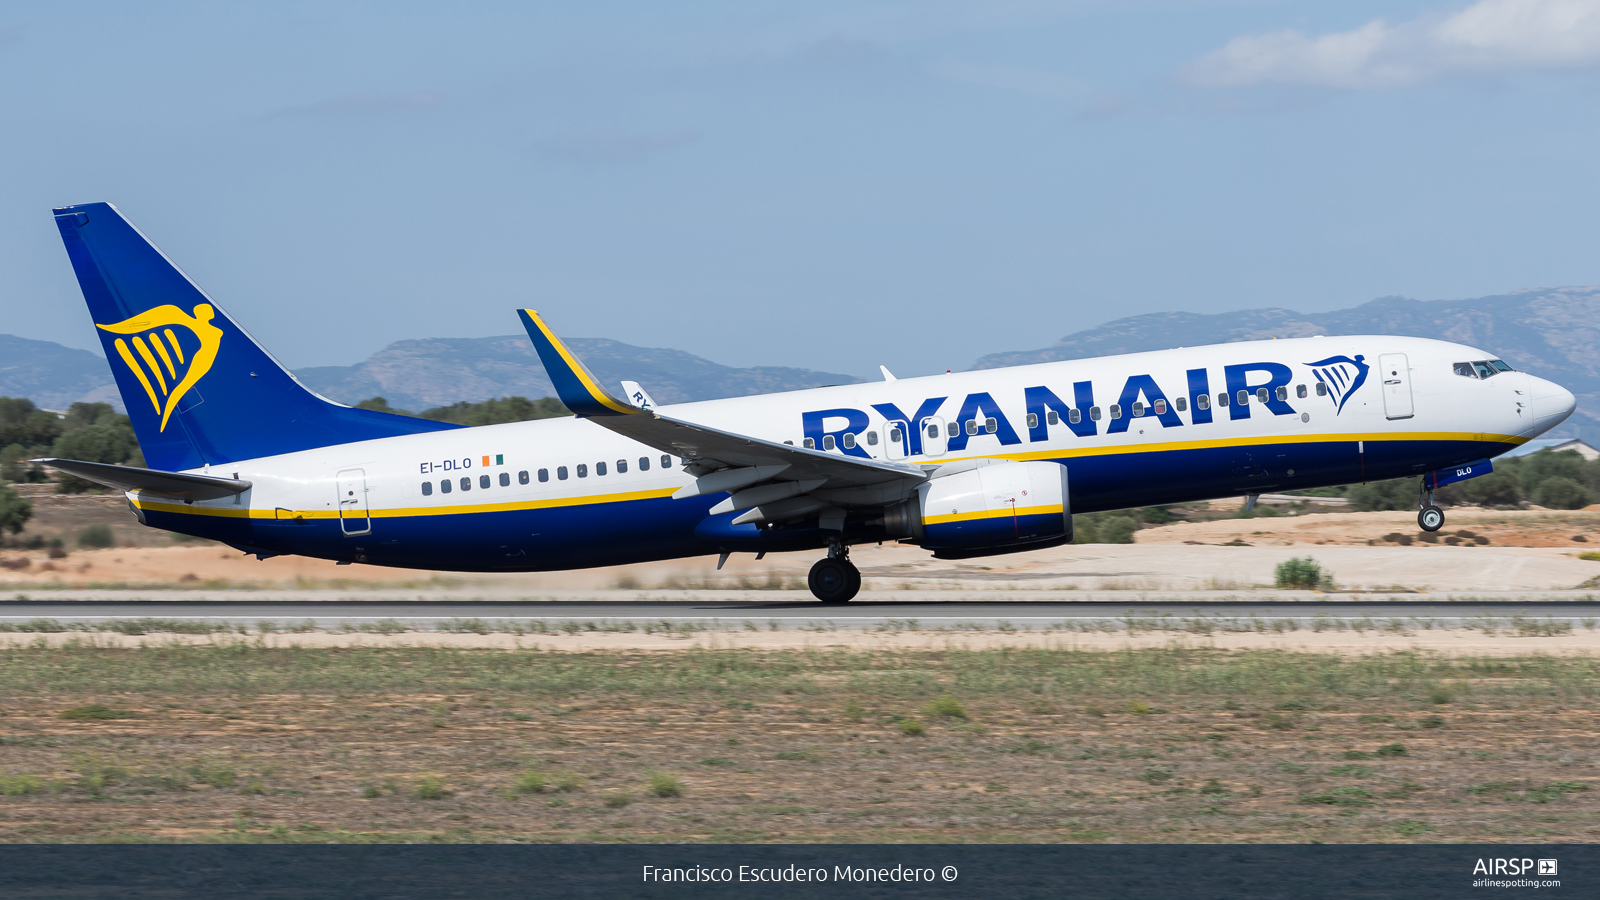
xmin=0 ymin=645 xmax=1593 ymax=844
xmin=5 ymin=500 xmax=1600 ymax=593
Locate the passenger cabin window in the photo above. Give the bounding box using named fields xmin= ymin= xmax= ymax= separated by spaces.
xmin=440 ymin=479 xmax=452 ymax=493
xmin=947 ymin=422 xmax=959 ymax=437
xmin=965 ymin=420 xmax=977 ymax=436
xmin=889 ymin=426 xmax=903 ymax=442
xmin=1026 ymin=413 xmax=1038 ymax=428
xmin=479 ymin=474 xmax=490 ymax=489
xmin=1196 ymin=394 xmax=1209 ymax=410
xmin=1237 ymin=390 xmax=1249 ymax=406
xmin=1217 ymin=392 xmax=1229 ymax=408
xmin=804 ymin=437 xmax=815 ymax=449
xmin=421 ymin=482 xmax=433 ymax=496
xmin=1297 ymin=384 xmax=1307 ymax=398
xmin=618 ymin=459 xmax=628 ymax=473
xmin=1154 ymin=399 xmax=1167 ymax=415
xmin=822 ymin=435 xmax=836 ymax=450
xmin=661 ymin=455 xmax=671 ymax=468
xmin=1046 ymin=411 xmax=1058 ymax=426
xmin=1068 ymin=409 xmax=1081 ymax=424
xmin=1131 ymin=401 xmax=1144 ymax=417
xmin=984 ymin=417 xmax=997 ymax=433
xmin=1174 ymin=397 xmax=1186 ymax=412
xmin=576 ymin=464 xmax=588 ymax=478
xmin=1256 ymin=388 xmax=1268 ymax=403
xmin=557 ymin=466 xmax=568 ymax=480
xmin=500 ymin=472 xmax=510 ymax=487
xmin=460 ymin=476 xmax=471 ymax=491
xmin=596 ymin=462 xmax=607 ymax=476
xmin=1090 ymin=407 xmax=1102 ymax=421
xmin=842 ymin=433 xmax=856 ymax=449
xmin=639 ymin=456 xmax=650 ymax=471
xmin=867 ymin=431 xmax=878 ymax=445
xmin=1315 ymin=382 xmax=1328 ymax=396
xmin=1275 ymin=386 xmax=1288 ymax=401
xmin=1109 ymin=404 xmax=1122 ymax=419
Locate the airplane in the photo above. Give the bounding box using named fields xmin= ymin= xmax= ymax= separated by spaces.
xmin=38 ymin=202 xmax=1578 ymax=603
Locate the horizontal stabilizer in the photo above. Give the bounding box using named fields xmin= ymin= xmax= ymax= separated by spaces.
xmin=33 ymin=458 xmax=252 ymax=501
xmin=517 ymin=309 xmax=638 ymax=417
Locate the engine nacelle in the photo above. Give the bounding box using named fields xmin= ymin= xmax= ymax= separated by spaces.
xmin=884 ymin=461 xmax=1070 ymax=557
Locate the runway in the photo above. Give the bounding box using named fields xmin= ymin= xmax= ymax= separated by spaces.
xmin=3 ymin=596 xmax=1597 ymax=631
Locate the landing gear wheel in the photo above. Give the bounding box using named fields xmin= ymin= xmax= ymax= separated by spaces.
xmin=1418 ymin=505 xmax=1444 ymax=532
xmin=809 ymin=557 xmax=860 ymax=604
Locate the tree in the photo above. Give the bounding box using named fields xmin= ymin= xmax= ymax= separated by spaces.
xmin=419 ymin=396 xmax=571 ymax=426
xmin=0 ymin=485 xmax=32 ymax=535
xmin=0 ymin=397 xmax=64 ymax=449
xmin=51 ymin=420 xmax=140 ymax=494
xmin=1347 ymin=478 xmax=1415 ymax=511
xmin=1533 ymin=476 xmax=1589 ymax=510
xmin=356 ymin=397 xmax=411 ymax=414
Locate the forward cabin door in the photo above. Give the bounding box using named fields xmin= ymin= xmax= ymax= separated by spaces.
xmin=337 ymin=468 xmax=371 ymax=536
xmin=1378 ymin=353 xmax=1414 ymax=420
xmin=884 ymin=421 xmax=909 ymax=460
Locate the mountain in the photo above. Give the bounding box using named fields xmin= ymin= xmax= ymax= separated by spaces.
xmin=292 ymin=336 xmax=861 ymax=410
xmin=0 ymin=335 xmax=120 ymax=411
xmin=972 ymin=286 xmax=1600 ymax=437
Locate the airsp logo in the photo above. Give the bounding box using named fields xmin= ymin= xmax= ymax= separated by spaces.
xmin=1472 ymin=858 xmax=1551 ymax=876
xmin=1539 ymin=859 xmax=1558 ymax=876
xmin=97 ymin=303 xmax=224 ymax=432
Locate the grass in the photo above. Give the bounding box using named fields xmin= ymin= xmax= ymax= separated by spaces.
xmin=1 ymin=644 xmax=1598 ymax=843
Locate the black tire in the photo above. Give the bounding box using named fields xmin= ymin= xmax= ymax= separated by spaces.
xmin=809 ymin=557 xmax=860 ymax=604
xmin=1418 ymin=505 xmax=1444 ymax=532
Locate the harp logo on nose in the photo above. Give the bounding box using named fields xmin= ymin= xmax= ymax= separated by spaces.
xmin=97 ymin=304 xmax=224 ymax=432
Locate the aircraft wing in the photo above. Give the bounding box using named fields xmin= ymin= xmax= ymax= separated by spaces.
xmin=517 ymin=309 xmax=927 ymax=521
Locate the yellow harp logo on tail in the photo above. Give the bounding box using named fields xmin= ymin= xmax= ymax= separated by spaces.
xmin=97 ymin=304 xmax=224 ymax=432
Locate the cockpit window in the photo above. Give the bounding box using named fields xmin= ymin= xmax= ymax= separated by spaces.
xmin=1455 ymin=360 xmax=1515 ymax=379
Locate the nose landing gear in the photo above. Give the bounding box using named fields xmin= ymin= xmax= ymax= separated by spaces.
xmin=1418 ymin=480 xmax=1444 ymax=533
xmin=808 ymin=539 xmax=860 ymax=604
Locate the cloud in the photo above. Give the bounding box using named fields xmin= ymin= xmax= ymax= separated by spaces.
xmin=532 ymin=130 xmax=700 ymax=165
xmin=266 ymin=91 xmax=446 ymax=119
xmin=1187 ymin=0 xmax=1600 ymax=90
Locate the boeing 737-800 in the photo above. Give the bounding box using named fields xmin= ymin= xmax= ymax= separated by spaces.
xmin=39 ymin=203 xmax=1577 ymax=602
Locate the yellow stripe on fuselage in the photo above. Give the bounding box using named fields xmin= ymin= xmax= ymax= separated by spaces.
xmin=132 ymin=487 xmax=680 ymax=520
xmin=924 ymin=504 xmax=1063 ymax=526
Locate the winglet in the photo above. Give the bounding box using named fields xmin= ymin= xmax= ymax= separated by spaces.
xmin=517 ymin=309 xmax=638 ymax=417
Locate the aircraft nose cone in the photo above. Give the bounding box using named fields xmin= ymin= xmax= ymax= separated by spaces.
xmin=1527 ymin=376 xmax=1577 ymax=437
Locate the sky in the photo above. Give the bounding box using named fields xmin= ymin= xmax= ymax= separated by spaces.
xmin=4 ymin=1 xmax=1600 ymax=380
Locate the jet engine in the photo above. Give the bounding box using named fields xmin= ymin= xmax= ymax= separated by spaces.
xmin=881 ymin=460 xmax=1070 ymax=558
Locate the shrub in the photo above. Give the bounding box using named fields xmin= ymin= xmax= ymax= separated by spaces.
xmin=647 ymin=771 xmax=682 ymax=798
xmin=1299 ymin=785 xmax=1374 ymax=807
xmin=1199 ymin=779 xmax=1227 ymax=795
xmin=513 ymin=771 xmax=547 ymax=794
xmin=1275 ymin=557 xmax=1332 ymax=590
xmin=414 ymin=776 xmax=451 ymax=800
xmin=77 ymin=523 xmax=115 ymax=549
xmin=924 ymin=696 xmax=967 ymax=719
xmin=0 ymin=485 xmax=32 ymax=535
xmin=1140 ymin=506 xmax=1174 ymax=524
xmin=1534 ymin=476 xmax=1589 ymax=510
xmin=1347 ymin=479 xmax=1415 ymax=511
xmin=59 ymin=704 xmax=136 ymax=720
xmin=604 ymin=792 xmax=634 ymax=808
xmin=0 ymin=775 xmax=44 ymax=796
xmin=1136 ymin=768 xmax=1173 ymax=785
xmin=1375 ymin=743 xmax=1408 ymax=757
xmin=898 ymin=717 xmax=925 ymax=736
xmin=1097 ymin=515 xmax=1138 ymax=544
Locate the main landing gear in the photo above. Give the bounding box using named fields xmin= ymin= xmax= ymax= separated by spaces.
xmin=808 ymin=539 xmax=860 ymax=604
xmin=1418 ymin=479 xmax=1444 ymax=533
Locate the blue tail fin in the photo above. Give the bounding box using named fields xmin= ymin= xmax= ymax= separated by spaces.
xmin=53 ymin=203 xmax=459 ymax=471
